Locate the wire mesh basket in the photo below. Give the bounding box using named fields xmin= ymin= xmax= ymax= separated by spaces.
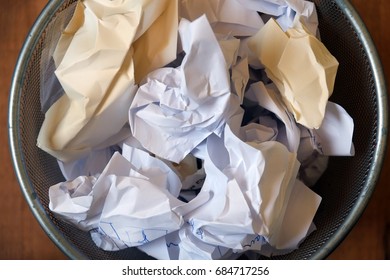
xmin=8 ymin=0 xmax=388 ymax=259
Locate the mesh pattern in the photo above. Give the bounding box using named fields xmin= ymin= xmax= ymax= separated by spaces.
xmin=11 ymin=0 xmax=384 ymax=259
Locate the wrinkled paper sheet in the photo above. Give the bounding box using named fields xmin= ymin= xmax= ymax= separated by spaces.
xmin=44 ymin=0 xmax=354 ymax=260
xmin=37 ymin=0 xmax=178 ymax=162
xmin=248 ymin=18 xmax=339 ymax=129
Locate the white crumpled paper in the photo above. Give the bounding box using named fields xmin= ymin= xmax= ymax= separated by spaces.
xmin=43 ymin=0 xmax=355 ymax=260
xmin=129 ymin=15 xmax=238 ymax=163
xmin=49 ymin=121 xmax=321 ymax=259
xmin=179 ymin=0 xmax=264 ymax=36
xmin=235 ymin=0 xmax=319 ymax=36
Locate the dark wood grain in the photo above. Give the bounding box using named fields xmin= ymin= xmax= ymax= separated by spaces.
xmin=0 ymin=0 xmax=388 ymax=260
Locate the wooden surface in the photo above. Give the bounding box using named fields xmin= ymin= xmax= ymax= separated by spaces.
xmin=0 ymin=0 xmax=389 ymax=260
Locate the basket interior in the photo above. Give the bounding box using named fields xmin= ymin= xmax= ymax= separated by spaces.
xmin=13 ymin=0 xmax=383 ymax=259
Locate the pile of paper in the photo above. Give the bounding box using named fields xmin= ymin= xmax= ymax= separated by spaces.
xmin=39 ymin=0 xmax=355 ymax=260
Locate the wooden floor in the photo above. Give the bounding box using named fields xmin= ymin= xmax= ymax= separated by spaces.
xmin=0 ymin=0 xmax=389 ymax=260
